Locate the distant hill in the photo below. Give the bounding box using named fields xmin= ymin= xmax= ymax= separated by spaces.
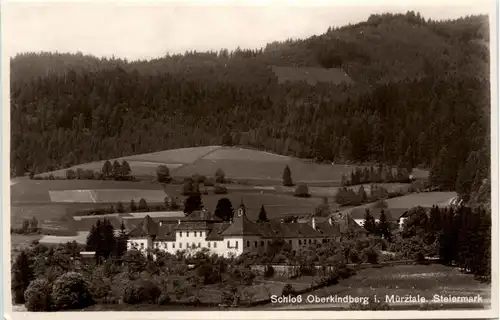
xmin=11 ymin=11 xmax=490 ymax=203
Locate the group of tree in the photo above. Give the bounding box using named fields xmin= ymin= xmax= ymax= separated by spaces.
xmin=74 ymin=197 xmax=181 ymax=217
xmin=11 ymin=217 xmax=39 ymax=235
xmin=362 ymin=209 xmax=393 ymax=241
xmin=14 ymin=239 xmax=306 ymax=310
xmin=335 ymin=184 xmax=392 ymax=206
xmin=85 ymin=219 xmax=129 ymax=263
xmin=398 ymin=205 xmax=491 ymax=280
xmin=341 ymin=165 xmax=411 ymax=186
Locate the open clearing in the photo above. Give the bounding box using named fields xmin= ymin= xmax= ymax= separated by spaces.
xmin=11 ymin=180 xmax=163 ymax=204
xmin=270 ymin=264 xmax=490 ymax=310
xmin=48 ymin=189 xmax=167 ymax=203
xmin=34 ymin=146 xmax=398 ymax=183
xmin=340 ymin=192 xmax=458 ymax=215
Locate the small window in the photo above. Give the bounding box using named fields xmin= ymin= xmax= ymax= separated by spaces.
xmin=235 ymin=241 xmax=238 ymax=249
xmin=322 ymin=239 xmax=327 ymax=243
xmin=140 ymin=243 xmax=144 ymax=249
xmin=187 ymin=232 xmax=190 ymax=237
xmin=314 ymin=239 xmax=317 ymax=244
xmin=179 ymin=232 xmax=182 ymax=237
xmin=247 ymin=241 xmax=250 ymax=247
xmin=255 ymin=241 xmax=258 ymax=247
xmin=208 ymin=242 xmax=211 ymax=248
xmin=309 ymin=239 xmax=312 ymax=245
xmin=299 ymin=240 xmax=302 ymax=245
xmin=194 ymin=232 xmax=197 ymax=237
xmin=214 ymin=242 xmax=217 ymax=248
xmin=289 ymin=240 xmax=292 ymax=245
xmin=173 ymin=243 xmax=175 ymax=248
xmin=155 ymin=243 xmax=159 ymax=248
xmin=261 ymin=241 xmax=264 ymax=247
xmin=180 ymin=243 xmax=182 ymax=248
xmin=227 ymin=241 xmax=230 ymax=248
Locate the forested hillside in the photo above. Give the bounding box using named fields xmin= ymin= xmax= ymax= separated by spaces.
xmin=11 ymin=12 xmax=490 ymax=202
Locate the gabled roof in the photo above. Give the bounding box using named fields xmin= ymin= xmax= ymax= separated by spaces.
xmin=221 ymin=215 xmax=262 ymax=236
xmin=128 ymin=215 xmax=158 ymax=238
xmin=175 ymin=222 xmax=209 ymax=231
xmin=206 ymin=222 xmax=231 ymax=241
xmin=156 ymin=224 xmax=177 ymax=241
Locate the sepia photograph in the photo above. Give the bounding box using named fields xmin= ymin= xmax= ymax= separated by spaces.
xmin=3 ymin=0 xmax=498 ymax=318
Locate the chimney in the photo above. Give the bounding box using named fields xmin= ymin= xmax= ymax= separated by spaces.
xmin=159 ymin=221 xmax=163 ymax=227
xmin=328 ymin=217 xmax=333 ymax=226
xmin=312 ymin=216 xmax=316 ymax=230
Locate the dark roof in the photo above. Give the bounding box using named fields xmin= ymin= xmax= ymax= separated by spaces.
xmin=175 ymin=222 xmax=208 ymax=231
xmin=222 ymin=215 xmax=262 ymax=236
xmin=206 ymin=222 xmax=231 ymax=241
xmin=128 ymin=215 xmax=158 ymax=238
xmin=349 ymin=208 xmax=408 ymax=220
xmin=156 ymin=224 xmax=177 ymax=241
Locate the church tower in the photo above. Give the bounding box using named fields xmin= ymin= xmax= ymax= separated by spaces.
xmin=237 ymin=197 xmax=246 ymax=217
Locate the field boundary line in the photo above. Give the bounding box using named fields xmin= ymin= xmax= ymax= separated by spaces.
xmin=89 ymin=190 xmax=97 ymax=203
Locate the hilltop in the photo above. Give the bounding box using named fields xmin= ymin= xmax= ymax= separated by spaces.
xmin=11 ymin=11 xmax=490 ymax=203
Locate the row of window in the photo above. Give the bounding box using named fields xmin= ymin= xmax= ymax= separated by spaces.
xmin=178 ymin=231 xmax=205 ymax=237
xmin=138 ymin=237 xmax=335 ymax=251
xmin=152 ymin=241 xmax=218 ymax=250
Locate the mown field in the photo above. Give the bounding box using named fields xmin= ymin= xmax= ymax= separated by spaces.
xmin=11 ymin=180 xmax=164 ymax=204
xmin=33 ymin=146 xmax=371 ymax=183
xmin=269 ymin=264 xmax=491 ymax=310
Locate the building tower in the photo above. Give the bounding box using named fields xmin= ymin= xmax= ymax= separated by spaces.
xmin=237 ymin=197 xmax=246 ymax=217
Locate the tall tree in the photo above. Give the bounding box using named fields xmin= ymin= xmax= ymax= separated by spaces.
xmin=111 ymin=160 xmax=121 ymax=180
xmin=377 ymin=210 xmax=391 ymax=241
xmin=101 ymin=160 xmax=112 ymax=180
xmin=363 ymin=209 xmax=376 ymax=234
xmin=184 ymin=195 xmax=203 ymax=214
xmin=282 ymin=165 xmax=293 ymax=187
xmin=257 ymin=205 xmax=269 ymax=222
xmin=214 ymin=198 xmax=234 ymax=221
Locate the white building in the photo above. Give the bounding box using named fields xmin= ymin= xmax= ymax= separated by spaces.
xmin=127 ymin=204 xmax=347 ymax=257
xmin=346 ymin=208 xmax=409 ymax=229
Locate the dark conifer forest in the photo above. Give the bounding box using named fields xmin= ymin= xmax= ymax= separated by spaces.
xmin=11 ymin=12 xmax=490 ymax=202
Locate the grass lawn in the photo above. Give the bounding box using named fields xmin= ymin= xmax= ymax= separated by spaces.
xmin=173 ymin=158 xmax=359 ymax=183
xmin=11 ymin=180 xmax=164 ymax=204
xmin=270 ymin=264 xmax=490 ymax=309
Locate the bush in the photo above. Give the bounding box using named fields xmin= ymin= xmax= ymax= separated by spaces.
xmin=214 ymin=184 xmax=228 ymax=195
xmin=156 ymin=165 xmax=172 ymax=183
xmin=282 ymin=284 xmax=294 ymax=296
xmin=294 ymin=183 xmax=311 ymax=198
xmin=157 ymin=294 xmax=171 ymax=305
xmin=364 ymin=248 xmax=379 ymax=264
xmin=215 ymin=169 xmax=225 ymax=183
xmin=51 ymin=272 xmax=94 ymax=310
xmin=122 ymin=279 xmax=161 ymax=304
xmin=24 ymin=278 xmax=53 ymax=312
